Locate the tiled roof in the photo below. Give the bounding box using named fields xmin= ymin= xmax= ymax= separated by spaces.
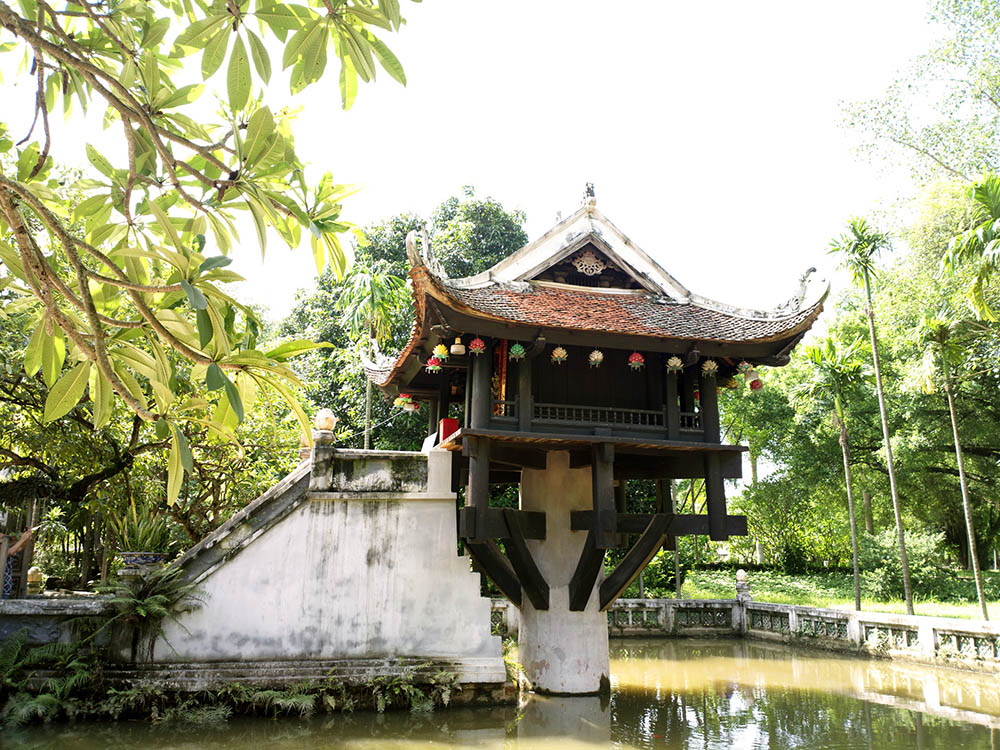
xmin=443 ymin=282 xmax=820 ymax=343
xmin=365 ymin=267 xmax=822 ymax=389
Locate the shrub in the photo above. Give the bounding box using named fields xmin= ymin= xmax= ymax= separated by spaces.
xmin=859 ymin=529 xmax=951 ymax=600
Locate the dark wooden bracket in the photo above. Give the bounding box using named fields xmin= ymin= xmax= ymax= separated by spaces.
xmin=568 ymin=528 xmax=605 ymax=611
xmin=570 ymin=511 xmax=747 ymax=537
xmin=464 ymin=539 xmax=522 ymax=607
xmin=501 ymin=508 xmax=549 ymax=610
xmin=599 ymin=513 xmax=671 ymax=610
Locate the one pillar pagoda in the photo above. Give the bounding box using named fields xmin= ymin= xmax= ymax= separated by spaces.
xmin=363 ymin=190 xmax=826 ymax=694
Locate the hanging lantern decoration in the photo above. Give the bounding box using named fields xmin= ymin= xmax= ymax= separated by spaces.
xmin=701 ymin=359 xmax=719 ymax=377
xmin=666 ymin=355 xmax=684 ymax=373
xmin=394 ymin=393 xmax=419 ymax=412
xmin=737 ymin=360 xmax=754 ymax=375
xmin=433 ymin=343 xmax=450 ymax=361
xmin=746 ymin=368 xmax=763 ymax=391
xmin=450 ymin=337 xmax=466 ymax=356
xmin=725 ymin=377 xmax=740 ymax=390
xmin=551 ymin=346 xmax=568 ymax=364
xmin=509 ymin=343 xmax=526 ymax=361
xmin=628 ymin=352 xmax=645 ymax=371
xmin=468 ymin=337 xmax=486 ymax=355
xmin=425 ymin=356 xmax=442 ymax=373
xmin=588 ymin=349 xmax=604 ymax=368
xmin=694 ymin=388 xmax=700 ymax=402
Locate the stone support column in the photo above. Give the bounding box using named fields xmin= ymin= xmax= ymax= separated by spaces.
xmin=518 ymin=451 xmax=610 ymax=694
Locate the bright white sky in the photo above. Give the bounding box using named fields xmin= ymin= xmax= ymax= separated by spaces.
xmin=3 ymin=1 xmax=942 ymax=321
xmin=234 ymin=0 xmax=940 ymax=319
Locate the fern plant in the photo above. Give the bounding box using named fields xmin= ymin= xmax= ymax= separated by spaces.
xmin=109 ymin=502 xmax=172 ymax=554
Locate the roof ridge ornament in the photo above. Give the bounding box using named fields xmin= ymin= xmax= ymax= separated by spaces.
xmin=583 ymin=182 xmax=596 ymax=214
xmin=774 ymin=267 xmax=817 ymax=315
xmin=405 ymin=227 xmax=450 ymax=280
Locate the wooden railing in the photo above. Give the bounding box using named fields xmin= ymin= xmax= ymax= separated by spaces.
xmin=492 ymin=399 xmax=517 ymax=420
xmin=679 ymin=411 xmax=701 ymax=432
xmin=532 ymin=403 xmax=665 ymax=430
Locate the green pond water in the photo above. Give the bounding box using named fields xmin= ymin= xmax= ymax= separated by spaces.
xmin=4 ymin=638 xmax=1000 ymax=749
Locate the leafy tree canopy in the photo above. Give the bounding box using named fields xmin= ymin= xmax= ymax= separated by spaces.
xmin=0 ymin=0 xmax=421 ymax=503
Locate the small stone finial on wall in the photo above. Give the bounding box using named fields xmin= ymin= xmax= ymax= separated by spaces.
xmin=314 ymin=408 xmax=337 ymax=432
xmin=735 ymin=569 xmax=752 ymax=603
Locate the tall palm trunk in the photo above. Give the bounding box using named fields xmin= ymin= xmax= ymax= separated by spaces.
xmin=863 ymin=270 xmax=913 ymax=614
xmin=862 ymin=488 xmax=874 ymax=534
xmin=943 ymin=366 xmax=988 ymax=619
xmin=838 ymin=417 xmax=861 ymax=611
xmin=364 ymin=379 xmax=372 ymax=450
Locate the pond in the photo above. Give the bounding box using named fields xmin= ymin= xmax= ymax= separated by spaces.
xmin=4 ymin=638 xmax=999 ymax=749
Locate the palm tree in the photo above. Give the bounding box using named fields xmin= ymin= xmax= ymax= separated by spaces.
xmin=795 ymin=336 xmax=869 ymax=611
xmin=918 ymin=313 xmax=989 ymax=619
xmin=946 ymin=174 xmax=1000 ymax=319
xmin=829 ymin=218 xmax=914 ymax=615
xmin=334 ymin=259 xmax=406 ymax=449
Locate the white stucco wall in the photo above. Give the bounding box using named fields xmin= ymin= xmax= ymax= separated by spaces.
xmin=154 ymin=448 xmax=502 ymax=677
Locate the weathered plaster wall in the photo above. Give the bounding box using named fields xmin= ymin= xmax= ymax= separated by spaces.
xmin=152 ymin=444 xmax=503 ymax=684
xmin=518 ymin=450 xmax=610 ymax=694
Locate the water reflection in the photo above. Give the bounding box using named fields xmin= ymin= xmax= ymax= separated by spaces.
xmin=4 ymin=638 xmax=999 ymax=749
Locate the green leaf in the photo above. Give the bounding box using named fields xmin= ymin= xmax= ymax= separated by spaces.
xmin=206 ymin=362 xmax=227 ymax=390
xmin=246 ymin=29 xmax=272 ymax=83
xmin=155 ymin=417 xmax=170 ymax=439
xmin=196 ymin=309 xmax=213 ymax=348
xmin=227 ymin=35 xmax=252 ymax=110
xmin=147 ymin=199 xmax=185 ymax=255
xmin=41 ymin=330 xmax=65 ymax=387
xmin=85 ymin=144 xmax=115 ymax=179
xmin=166 ymin=431 xmax=182 ymax=506
xmin=89 ymin=363 xmax=113 ymax=430
xmin=180 ymin=279 xmax=208 ymax=310
xmin=368 ymin=34 xmax=405 ymax=85
xmin=243 ymin=106 xmax=275 ymax=165
xmin=266 ymin=339 xmax=333 ymax=361
xmin=158 ymin=84 xmax=205 ymax=109
xmin=43 ymin=361 xmax=90 ymax=423
xmin=173 ymin=14 xmax=228 ymax=55
xmin=23 ymin=324 xmax=45 ymax=376
xmin=198 ymin=255 xmax=232 ymax=273
xmin=201 ymin=28 xmax=230 ymax=79
xmin=222 ymin=377 xmax=244 ymax=422
xmin=282 ymin=18 xmax=323 ymax=70
xmin=174 ymin=426 xmax=194 ymax=473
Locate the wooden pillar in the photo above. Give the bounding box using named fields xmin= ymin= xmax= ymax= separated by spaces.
xmin=463 ymin=360 xmax=472 ymax=428
xmin=470 ymin=339 xmax=492 ymax=429
xmin=700 ymin=375 xmax=720 ymax=443
xmin=614 ymin=479 xmax=627 ymax=548
xmin=433 ymin=369 xmax=451 ymax=437
xmin=427 ymin=398 xmax=439 ymax=437
xmin=665 ymin=371 xmax=680 ymax=440
xmin=679 ymin=369 xmax=695 ymax=413
xmin=704 ymin=453 xmax=727 ymax=541
xmin=517 ymin=358 xmax=533 ymax=432
xmin=656 ymin=479 xmax=676 ymax=551
xmin=592 ymin=443 xmax=616 ymax=549
xmin=463 ymin=436 xmax=491 ymax=541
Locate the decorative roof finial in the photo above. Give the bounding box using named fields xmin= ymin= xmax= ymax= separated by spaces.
xmin=583 ymin=182 xmax=596 ymax=212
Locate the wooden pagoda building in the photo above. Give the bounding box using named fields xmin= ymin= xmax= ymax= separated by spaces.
xmin=363 ymin=190 xmax=825 ymax=692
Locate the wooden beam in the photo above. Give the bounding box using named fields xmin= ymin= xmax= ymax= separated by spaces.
xmin=568 ymin=529 xmax=605 ymax=611
xmin=599 ymin=514 xmax=671 ymax=610
xmin=501 ymin=509 xmax=549 ymax=610
xmin=611 ymin=452 xmax=742 ymax=480
xmin=700 ymin=375 xmax=720 ymax=443
xmin=592 ymin=443 xmax=616 ymax=549
xmin=464 ymin=540 xmax=522 ymax=607
xmin=461 ymin=507 xmax=546 ymax=540
xmin=570 ymin=511 xmax=747 ymax=537
xmin=704 ymin=452 xmax=727 ymax=541
xmin=491 ymin=444 xmax=547 ymax=470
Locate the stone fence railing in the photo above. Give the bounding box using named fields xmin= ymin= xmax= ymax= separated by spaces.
xmin=490 ymin=597 xmax=1000 ymax=672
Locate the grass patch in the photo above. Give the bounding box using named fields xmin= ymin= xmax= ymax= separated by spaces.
xmin=678 ymin=568 xmax=1000 ymax=620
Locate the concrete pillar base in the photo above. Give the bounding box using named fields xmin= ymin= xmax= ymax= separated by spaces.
xmin=518 ymin=451 xmax=610 ymax=695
